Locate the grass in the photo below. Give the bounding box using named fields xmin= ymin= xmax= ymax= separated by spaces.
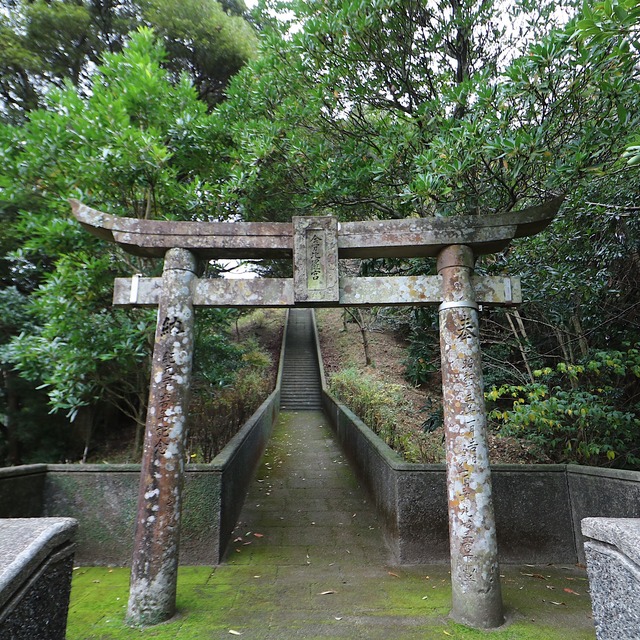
xmin=67 ymin=564 xmax=595 ymax=640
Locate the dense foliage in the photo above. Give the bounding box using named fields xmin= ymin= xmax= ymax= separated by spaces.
xmin=216 ymin=0 xmax=640 ymax=467
xmin=0 ymin=0 xmax=257 ymax=120
xmin=0 ymin=0 xmax=638 ymax=468
xmin=0 ymin=24 xmax=265 ymax=464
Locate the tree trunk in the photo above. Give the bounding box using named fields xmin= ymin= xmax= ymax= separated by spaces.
xmin=346 ymin=308 xmax=372 ymax=366
xmin=360 ymin=323 xmax=372 ymax=367
xmin=75 ymin=405 xmax=95 ymax=464
xmin=2 ymin=369 xmax=22 ymax=466
xmin=506 ymin=312 xmax=534 ymax=384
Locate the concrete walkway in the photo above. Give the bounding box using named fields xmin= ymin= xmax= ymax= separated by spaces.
xmin=215 ymin=410 xmax=595 ymax=639
xmin=67 ymin=408 xmax=596 ymax=638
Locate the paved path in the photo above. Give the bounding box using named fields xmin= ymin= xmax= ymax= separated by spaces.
xmin=215 ymin=411 xmax=595 ymax=639
xmin=67 ymin=409 xmax=596 ymax=639
xmin=221 ymin=410 xmax=448 ymax=638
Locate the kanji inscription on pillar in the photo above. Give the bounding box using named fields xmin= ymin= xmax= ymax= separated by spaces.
xmin=293 ymin=216 xmax=339 ymax=303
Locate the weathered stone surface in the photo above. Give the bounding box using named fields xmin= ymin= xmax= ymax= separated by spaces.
xmin=126 ymin=248 xmax=198 ymax=627
xmin=113 ymin=274 xmax=521 ymax=308
xmin=583 ymin=517 xmax=640 ymax=567
xmin=71 ymin=196 xmax=563 ymax=260
xmin=70 ymin=200 xmax=293 ymax=259
xmin=0 ymin=517 xmax=77 ymax=640
xmin=293 ymin=216 xmax=339 ymax=303
xmin=338 ymin=197 xmax=564 ymax=258
xmin=582 ymin=518 xmax=640 ymax=640
xmin=437 ymin=245 xmax=503 ymax=629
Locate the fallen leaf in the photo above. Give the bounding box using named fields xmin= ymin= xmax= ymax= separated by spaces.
xmin=319 ymin=590 xmax=336 ymax=595
xmin=444 ymin=632 xmax=452 ymax=636
xmin=253 ymin=533 xmax=264 ymax=538
xmin=388 ymin=572 xmax=400 ymax=578
xmin=563 ymin=588 xmax=580 ymax=595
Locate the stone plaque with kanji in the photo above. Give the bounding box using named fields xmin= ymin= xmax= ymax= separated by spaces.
xmin=293 ymin=216 xmax=339 ymax=303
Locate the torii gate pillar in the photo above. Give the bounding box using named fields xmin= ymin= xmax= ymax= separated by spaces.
xmin=437 ymin=245 xmax=503 ymax=628
xmin=71 ymin=195 xmax=563 ymax=630
xmin=126 ymin=247 xmax=198 ymax=627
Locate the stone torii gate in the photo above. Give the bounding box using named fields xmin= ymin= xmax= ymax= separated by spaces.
xmin=72 ymin=196 xmax=562 ymax=629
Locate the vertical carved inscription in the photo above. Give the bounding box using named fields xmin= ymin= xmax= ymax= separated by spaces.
xmin=293 ymin=216 xmax=339 ymax=303
xmin=307 ymin=230 xmax=326 ymax=290
xmin=437 ymin=245 xmax=503 ymax=630
xmin=127 ymin=248 xmax=197 ymax=628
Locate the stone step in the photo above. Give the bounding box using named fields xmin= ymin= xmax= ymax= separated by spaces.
xmin=280 ymin=309 xmax=324 ymax=412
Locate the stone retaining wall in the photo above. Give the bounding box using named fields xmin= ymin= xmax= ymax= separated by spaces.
xmin=320 ymin=392 xmax=640 ymax=564
xmin=36 ymin=388 xmax=281 ymax=566
xmin=0 ymin=465 xmax=46 ymax=519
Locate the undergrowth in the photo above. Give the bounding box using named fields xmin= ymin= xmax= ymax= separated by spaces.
xmin=328 ymin=367 xmax=444 ymax=463
xmin=487 ymin=345 xmax=640 ymax=468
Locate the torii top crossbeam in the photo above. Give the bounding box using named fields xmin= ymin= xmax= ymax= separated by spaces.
xmin=71 ymin=197 xmax=563 ymax=260
xmin=70 ymin=197 xmax=563 ymax=308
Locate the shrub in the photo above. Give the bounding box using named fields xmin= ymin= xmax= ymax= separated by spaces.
xmin=486 ymin=345 xmax=640 ymax=468
xmin=403 ymin=333 xmax=438 ymax=387
xmin=328 ymin=367 xmax=430 ymax=461
xmin=187 ymin=338 xmax=273 ymax=463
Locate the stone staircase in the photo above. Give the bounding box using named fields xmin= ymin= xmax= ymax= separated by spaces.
xmin=279 ymin=308 xmax=323 ymax=411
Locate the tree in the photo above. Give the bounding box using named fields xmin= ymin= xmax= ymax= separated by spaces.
xmin=0 ymin=29 xmax=241 ymax=461
xmin=140 ymin=0 xmax=259 ymax=107
xmin=215 ymin=0 xmax=640 ymax=467
xmin=217 ymin=0 xmax=638 ymax=223
xmin=0 ymin=0 xmax=257 ymax=121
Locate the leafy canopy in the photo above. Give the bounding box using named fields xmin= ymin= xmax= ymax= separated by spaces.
xmin=218 ymin=0 xmax=639 ymax=221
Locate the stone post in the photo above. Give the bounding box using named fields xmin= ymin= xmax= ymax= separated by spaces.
xmin=126 ymin=248 xmax=198 ymax=627
xmin=437 ymin=245 xmax=503 ymax=629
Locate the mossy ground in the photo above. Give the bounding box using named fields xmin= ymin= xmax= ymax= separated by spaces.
xmin=67 ymin=564 xmax=594 ymax=639
xmin=67 ymin=411 xmax=595 ymax=639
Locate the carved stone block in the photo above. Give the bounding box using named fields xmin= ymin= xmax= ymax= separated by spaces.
xmin=293 ymin=217 xmax=339 ymax=303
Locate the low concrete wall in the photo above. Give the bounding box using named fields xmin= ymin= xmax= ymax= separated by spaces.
xmin=0 ymin=517 xmax=77 ymax=640
xmin=569 ymin=466 xmax=640 ymax=564
xmin=0 ymin=465 xmax=46 ymax=518
xmin=43 ymin=464 xmax=223 ymax=565
xmin=323 ymin=394 xmax=577 ymax=564
xmin=216 ymin=390 xmax=281 ymax=560
xmin=41 ymin=388 xmax=280 ymax=566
